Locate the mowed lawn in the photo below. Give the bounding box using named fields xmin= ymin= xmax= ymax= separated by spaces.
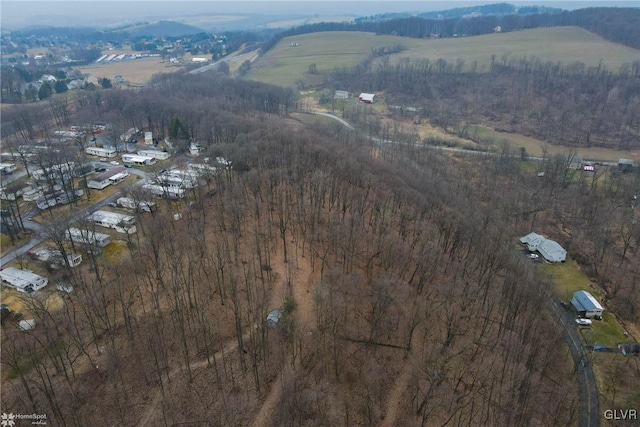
xmin=247 ymin=26 xmax=640 ymax=88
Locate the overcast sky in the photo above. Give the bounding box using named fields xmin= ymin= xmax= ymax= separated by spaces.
xmin=2 ymin=1 xmax=637 ymax=30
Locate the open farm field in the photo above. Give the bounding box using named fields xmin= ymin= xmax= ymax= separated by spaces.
xmin=77 ymin=57 xmax=183 ymax=86
xmin=386 ymin=26 xmax=639 ymax=71
xmin=248 ymin=27 xmax=640 ymax=88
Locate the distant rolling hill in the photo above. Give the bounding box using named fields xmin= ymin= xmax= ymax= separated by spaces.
xmin=107 ymin=20 xmax=205 ymax=38
xmin=247 ymin=27 xmax=640 ymax=88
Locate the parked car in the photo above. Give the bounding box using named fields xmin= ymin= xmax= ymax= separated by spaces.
xmin=528 ymin=253 xmax=539 ymax=259
xmin=108 ymin=202 xmax=117 ymax=208
xmin=56 ymin=284 xmax=74 ymax=293
xmin=95 ymin=167 xmax=106 ymax=172
xmin=576 ymin=318 xmax=592 ymax=326
xmin=99 ymin=157 xmax=107 ymax=161
xmin=110 ymin=161 xmax=120 ymax=165
xmin=124 ymin=164 xmax=132 ymax=168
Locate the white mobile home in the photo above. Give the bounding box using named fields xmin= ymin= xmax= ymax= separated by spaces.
xmin=117 ymin=197 xmax=157 ymax=212
xmin=188 ymin=163 xmax=219 ymax=176
xmin=65 ymin=227 xmax=111 ymax=247
xmin=157 ymin=170 xmax=198 ymax=189
xmin=88 ymin=167 xmax=127 ymax=190
xmin=142 ymin=183 xmax=185 ymax=199
xmin=138 ymin=150 xmax=170 ymax=160
xmin=28 ymin=247 xmax=82 ymax=268
xmin=0 ymin=267 xmax=48 ymax=293
xmin=88 ymin=210 xmax=137 ymax=234
xmin=0 ymin=163 xmax=17 ymax=174
xmin=571 ymin=290 xmax=604 ymax=319
xmin=122 ymin=154 xmax=157 ymax=165
xmin=85 ymin=147 xmax=117 ymax=158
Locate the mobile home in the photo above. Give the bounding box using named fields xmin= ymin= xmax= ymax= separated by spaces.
xmin=0 ymin=267 xmax=48 ymax=293
xmin=142 ymin=183 xmax=185 ymax=199
xmin=65 ymin=227 xmax=111 ymax=247
xmin=88 ymin=210 xmax=137 ymax=234
xmin=117 ymin=197 xmax=157 ymax=212
xmin=85 ymin=147 xmax=117 ymax=158
xmin=122 ymin=154 xmax=156 ymax=165
xmin=138 ymin=150 xmax=170 ymax=160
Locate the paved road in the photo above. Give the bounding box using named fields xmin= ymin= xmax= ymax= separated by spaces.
xmin=188 ymin=51 xmax=259 ymax=75
xmin=316 ymin=110 xmax=602 ymax=426
xmin=1 ymin=166 xmax=150 ymax=266
xmin=310 ymin=112 xmax=618 ymax=166
xmin=550 ymin=298 xmax=600 ymax=427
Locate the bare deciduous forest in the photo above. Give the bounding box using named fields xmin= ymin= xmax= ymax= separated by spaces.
xmin=1 ymin=65 xmax=639 ymax=425
xmin=330 ymin=55 xmax=640 ymax=150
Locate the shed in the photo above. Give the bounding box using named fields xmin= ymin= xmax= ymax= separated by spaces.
xmin=19 ymin=319 xmax=36 ymax=331
xmin=359 ymin=93 xmax=375 ymax=104
xmin=334 ymin=90 xmax=350 ymax=100
xmin=618 ymin=158 xmax=634 ymax=172
xmin=266 ymin=310 xmax=282 ymax=328
xmin=571 ymin=290 xmax=604 ymax=319
xmin=618 ymin=342 xmax=640 ymax=356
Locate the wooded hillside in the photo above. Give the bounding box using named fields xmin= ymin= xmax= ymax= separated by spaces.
xmin=0 ymin=73 xmax=599 ymax=426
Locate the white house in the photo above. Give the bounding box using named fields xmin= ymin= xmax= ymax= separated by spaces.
xmin=519 ymin=232 xmax=546 ymax=251
xmin=538 ymin=239 xmax=567 ymax=263
xmin=519 ymin=232 xmax=566 ymax=262
xmin=571 ymin=290 xmax=604 ymax=319
xmin=0 ymin=267 xmax=48 ymax=293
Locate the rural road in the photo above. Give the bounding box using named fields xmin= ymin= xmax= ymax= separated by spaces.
xmin=317 ymin=110 xmax=602 ymax=427
xmin=551 ymin=299 xmax=600 ymax=427
xmin=310 ymin=111 xmax=618 ymax=166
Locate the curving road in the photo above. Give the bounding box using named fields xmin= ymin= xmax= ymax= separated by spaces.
xmin=0 ymin=165 xmax=150 ymax=266
xmin=551 ymin=297 xmax=600 ymax=427
xmin=315 ymin=110 xmax=601 ymax=427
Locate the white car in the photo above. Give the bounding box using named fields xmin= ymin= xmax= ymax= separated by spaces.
xmin=56 ymin=284 xmax=74 ymax=293
xmin=528 ymin=253 xmax=539 ymax=259
xmin=99 ymin=157 xmax=107 ymax=161
xmin=110 ymin=161 xmax=120 ymax=165
xmin=575 ymin=318 xmax=592 ymax=326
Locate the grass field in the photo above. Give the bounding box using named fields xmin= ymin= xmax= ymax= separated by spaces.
xmin=77 ymin=57 xmax=184 ymax=86
xmin=466 ymin=125 xmax=640 ymax=162
xmin=247 ymin=27 xmax=640 ymax=88
xmin=539 ymin=259 xmax=629 ymax=348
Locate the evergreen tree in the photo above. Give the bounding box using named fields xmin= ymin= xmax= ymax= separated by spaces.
xmin=38 ymin=81 xmax=52 ymax=99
